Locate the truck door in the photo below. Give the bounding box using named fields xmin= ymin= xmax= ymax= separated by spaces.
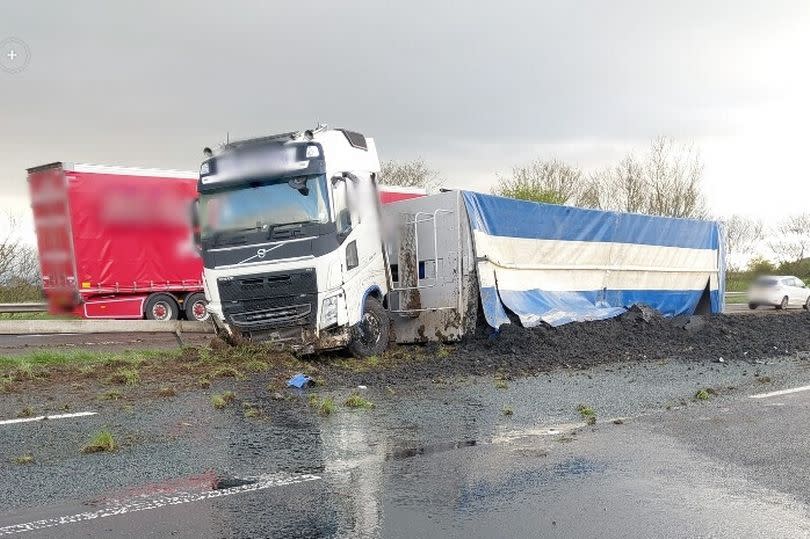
xmin=331 ymin=173 xmax=387 ymax=325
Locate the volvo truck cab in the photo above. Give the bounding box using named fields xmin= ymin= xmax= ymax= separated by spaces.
xmin=197 ymin=126 xmax=391 ymax=356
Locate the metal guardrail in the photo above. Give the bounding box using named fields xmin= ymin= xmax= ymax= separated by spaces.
xmin=0 ymin=319 xmax=212 ymax=335
xmin=0 ymin=304 xmax=213 ymax=334
xmin=0 ymin=303 xmax=48 ymax=313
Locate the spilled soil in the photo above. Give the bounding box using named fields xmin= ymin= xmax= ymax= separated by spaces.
xmin=479 ymin=308 xmax=810 ymax=366
xmin=325 ymin=309 xmax=810 ymax=386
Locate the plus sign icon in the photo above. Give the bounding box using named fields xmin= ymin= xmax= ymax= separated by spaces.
xmin=0 ymin=37 xmax=31 ymax=74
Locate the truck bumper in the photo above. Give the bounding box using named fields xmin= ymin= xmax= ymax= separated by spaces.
xmin=211 ymin=313 xmax=350 ymax=354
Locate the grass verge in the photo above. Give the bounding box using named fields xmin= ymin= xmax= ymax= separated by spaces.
xmin=577 ymin=404 xmax=597 ymax=425
xmin=81 ymin=430 xmax=117 ymax=453
xmin=308 ymin=395 xmax=336 ymax=416
xmin=344 ymin=392 xmax=374 ymax=409
xmin=212 ymin=391 xmax=236 ymax=409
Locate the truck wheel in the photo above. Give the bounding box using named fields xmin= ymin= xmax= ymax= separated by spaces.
xmin=145 ymin=293 xmax=179 ymax=321
xmin=348 ymin=297 xmax=390 ymax=358
xmin=184 ymin=292 xmax=209 ymax=321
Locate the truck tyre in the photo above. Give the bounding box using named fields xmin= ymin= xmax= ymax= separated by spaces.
xmin=184 ymin=292 xmax=209 ymax=321
xmin=348 ymin=296 xmax=390 ymax=358
xmin=145 ymin=293 xmax=179 ymax=321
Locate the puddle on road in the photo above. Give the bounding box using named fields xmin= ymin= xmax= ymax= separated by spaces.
xmin=553 ymin=457 xmax=605 ymax=478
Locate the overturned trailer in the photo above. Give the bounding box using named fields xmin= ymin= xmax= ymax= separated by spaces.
xmin=384 ymin=191 xmax=725 ymax=341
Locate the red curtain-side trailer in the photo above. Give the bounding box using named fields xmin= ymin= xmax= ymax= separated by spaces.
xmin=28 ymin=162 xmax=425 ymax=320
xmin=28 ymin=163 xmax=207 ymax=320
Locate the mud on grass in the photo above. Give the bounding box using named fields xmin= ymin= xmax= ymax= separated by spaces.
xmin=0 ymin=343 xmax=307 ymax=402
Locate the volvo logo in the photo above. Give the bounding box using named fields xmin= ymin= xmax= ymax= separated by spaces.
xmin=237 ymin=244 xmax=283 ymax=265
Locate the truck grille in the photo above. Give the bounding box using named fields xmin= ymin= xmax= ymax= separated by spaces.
xmin=217 ymin=269 xmax=317 ymax=330
xmin=230 ymin=303 xmax=312 ymax=327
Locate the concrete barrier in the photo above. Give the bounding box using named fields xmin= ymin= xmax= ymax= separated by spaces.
xmin=0 ymin=319 xmax=214 ymax=335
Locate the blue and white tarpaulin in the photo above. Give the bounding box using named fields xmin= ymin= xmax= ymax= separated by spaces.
xmin=462 ymin=192 xmax=725 ymax=328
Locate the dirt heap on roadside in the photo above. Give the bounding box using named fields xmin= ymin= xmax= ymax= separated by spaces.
xmin=474 ymin=307 xmax=810 ymax=368
xmin=337 ymin=309 xmax=810 ymax=386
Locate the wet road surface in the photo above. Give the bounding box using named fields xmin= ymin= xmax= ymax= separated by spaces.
xmin=723 ymin=303 xmax=802 ymax=315
xmin=4 ymin=354 xmax=810 ymax=537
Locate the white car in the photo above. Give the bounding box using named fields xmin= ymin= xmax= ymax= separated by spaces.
xmin=748 ymin=275 xmax=810 ymax=310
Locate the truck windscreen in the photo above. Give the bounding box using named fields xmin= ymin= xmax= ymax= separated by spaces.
xmin=199 ymin=174 xmax=329 ymax=237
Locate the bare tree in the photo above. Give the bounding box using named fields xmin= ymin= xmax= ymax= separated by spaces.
xmin=721 ymin=215 xmax=764 ymax=271
xmin=591 ymin=138 xmax=707 ymax=218
xmin=618 ymin=155 xmax=648 ymax=214
xmin=588 ymin=157 xmax=642 ymax=213
xmin=0 ymin=215 xmax=34 ymax=281
xmin=493 ymin=137 xmax=708 ymax=218
xmin=379 ymin=159 xmax=442 ymax=189
xmin=575 ymin=176 xmax=605 ymax=209
xmin=494 ymin=158 xmax=585 ymax=205
xmin=768 ymin=214 xmax=810 ymax=263
xmin=0 ymin=213 xmax=42 ymax=302
xmin=643 ymin=137 xmax=706 ymax=219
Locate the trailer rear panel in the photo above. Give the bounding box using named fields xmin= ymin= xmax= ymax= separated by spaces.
xmin=28 ymin=163 xmax=203 ymax=318
xmin=28 ymin=164 xmax=77 ymax=310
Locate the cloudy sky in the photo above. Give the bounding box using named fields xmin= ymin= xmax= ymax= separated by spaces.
xmin=2 ymin=0 xmax=809 ymax=238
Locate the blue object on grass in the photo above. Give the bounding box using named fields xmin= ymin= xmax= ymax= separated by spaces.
xmin=287 ymin=373 xmax=312 ymax=388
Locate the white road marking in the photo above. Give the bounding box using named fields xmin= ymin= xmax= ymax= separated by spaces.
xmin=0 ymin=411 xmax=97 ymax=426
xmin=0 ymin=472 xmax=320 ymax=536
xmin=750 ymin=384 xmax=810 ymax=400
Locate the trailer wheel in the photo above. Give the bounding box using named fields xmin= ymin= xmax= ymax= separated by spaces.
xmin=184 ymin=292 xmax=209 ymax=321
xmin=145 ymin=293 xmax=179 ymax=321
xmin=348 ymin=296 xmax=390 ymax=358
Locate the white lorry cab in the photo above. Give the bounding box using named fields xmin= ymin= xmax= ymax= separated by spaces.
xmin=196 ymin=126 xmax=406 ymax=356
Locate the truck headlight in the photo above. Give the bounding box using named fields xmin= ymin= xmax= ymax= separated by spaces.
xmin=321 ymin=296 xmax=338 ymax=327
